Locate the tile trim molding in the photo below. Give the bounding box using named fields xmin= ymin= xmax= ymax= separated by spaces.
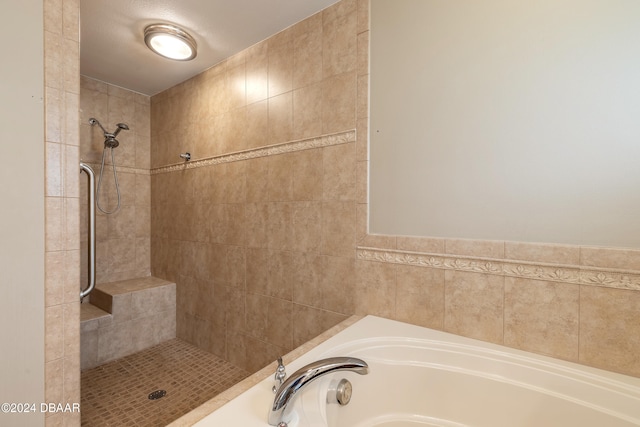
xmin=83 ymin=163 xmax=150 ymax=175
xmin=151 ymin=129 xmax=356 ymax=175
xmin=357 ymin=246 xmax=640 ymax=291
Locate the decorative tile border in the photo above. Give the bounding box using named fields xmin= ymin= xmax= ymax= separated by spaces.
xmin=357 ymin=247 xmax=640 ymax=291
xmin=151 ymin=130 xmax=356 ymax=175
xmin=82 ymin=162 xmax=150 ymax=176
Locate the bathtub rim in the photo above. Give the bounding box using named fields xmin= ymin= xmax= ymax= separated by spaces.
xmin=169 ymin=315 xmax=640 ymax=426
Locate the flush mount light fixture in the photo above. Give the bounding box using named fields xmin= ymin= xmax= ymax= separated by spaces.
xmin=144 ymin=23 xmax=197 ymax=61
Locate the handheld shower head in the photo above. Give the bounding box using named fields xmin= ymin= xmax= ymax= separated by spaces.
xmin=113 ymin=123 xmax=130 ymax=137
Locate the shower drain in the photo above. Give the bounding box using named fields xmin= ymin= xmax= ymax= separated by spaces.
xmin=148 ymin=390 xmax=167 ymax=400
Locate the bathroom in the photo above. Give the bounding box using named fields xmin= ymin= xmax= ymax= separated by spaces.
xmin=2 ymin=0 xmax=640 ymax=426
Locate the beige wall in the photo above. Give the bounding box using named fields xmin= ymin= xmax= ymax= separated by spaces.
xmin=151 ymin=0 xmax=366 ymax=371
xmin=0 ymin=2 xmax=45 ymax=426
xmin=150 ymin=0 xmax=640 ymax=378
xmin=79 ymin=77 xmax=151 ymax=285
xmin=44 ymin=0 xmax=81 ymax=425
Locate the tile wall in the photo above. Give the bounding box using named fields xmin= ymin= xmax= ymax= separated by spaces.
xmin=149 ymin=0 xmax=640 ymax=377
xmin=44 ymin=0 xmax=81 ymax=425
xmin=79 ymin=77 xmax=151 ymax=285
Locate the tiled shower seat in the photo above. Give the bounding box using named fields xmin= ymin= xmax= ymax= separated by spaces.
xmin=80 ymin=276 xmax=176 ymax=370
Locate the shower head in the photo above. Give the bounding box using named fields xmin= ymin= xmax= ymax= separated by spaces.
xmin=90 ymin=118 xmax=130 ymax=143
xmin=113 ymin=123 xmax=130 ymax=137
xmin=89 ymin=117 xmax=107 ymax=134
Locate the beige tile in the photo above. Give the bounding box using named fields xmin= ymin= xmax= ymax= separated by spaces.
xmin=322 ymin=256 xmax=356 ymax=314
xmin=293 ymin=13 xmax=323 ymax=90
xmin=505 ymin=241 xmax=580 ymax=265
xmin=268 ymin=36 xmax=293 ymax=97
xmin=267 ymin=250 xmax=295 ymax=300
xmin=44 ymin=0 xmax=63 ymax=35
xmin=268 ymin=92 xmax=293 ymax=144
xmin=245 ymin=202 xmax=269 ymax=248
xmin=290 ymin=201 xmax=322 ymax=253
xmin=580 ymin=286 xmax=640 ymax=376
xmin=359 ymin=233 xmax=397 ymax=249
xmin=246 ymin=292 xmax=269 ymax=341
xmin=63 ymin=38 xmax=79 ymax=94
xmin=357 ymin=73 xmax=368 ymax=119
xmin=246 ymin=100 xmax=269 ymax=149
xmin=245 ymin=156 xmax=269 ymax=203
xmin=81 ymin=339 xmax=249 ymax=425
xmin=395 ymin=265 xmax=445 ymax=330
xmin=293 ymin=83 xmax=323 ymax=139
xmin=322 ymin=0 xmax=358 ymax=77
xmin=356 ymin=117 xmax=368 ymax=161
xmin=246 ymin=41 xmax=269 ymax=104
xmin=63 ymin=302 xmax=80 ymax=358
xmin=62 ymin=0 xmax=80 ymax=41
xmin=356 ymin=202 xmax=368 ymax=243
xmin=356 ymin=160 xmax=367 ymax=204
xmin=244 ymin=334 xmax=283 ymax=373
xmin=292 ymin=252 xmax=324 ymax=306
xmin=357 ymin=28 xmax=369 ymax=76
xmin=322 ymin=71 xmax=357 ymax=134
xmin=63 ymin=144 xmax=79 ymax=197
xmin=292 ymin=304 xmax=348 ymax=348
xmin=322 ymin=201 xmax=356 ymax=257
xmin=396 ymin=236 xmax=445 ymax=253
xmin=504 ymin=278 xmax=579 ymax=361
xmin=323 ymin=142 xmax=356 ymax=201
xmin=45 ymin=251 xmax=65 ymax=307
xmin=45 ymin=359 xmax=64 ymax=405
xmin=46 ymin=197 xmax=64 ymax=252
xmin=46 ymin=143 xmax=63 ymax=197
xmin=357 ymin=0 xmax=370 ymax=34
xmin=267 ymin=202 xmax=293 ymax=250
xmin=355 ymin=259 xmax=396 ymax=317
xmin=45 ymin=305 xmax=64 ymax=362
xmin=580 ymin=246 xmax=640 ymax=271
xmin=45 ymin=31 xmax=62 ymax=90
xmin=291 ymin=148 xmax=323 ymax=201
xmin=444 ymin=270 xmax=504 ymax=344
xmin=63 ymin=249 xmax=81 ymax=303
xmin=267 ymin=153 xmax=293 ymax=201
xmin=445 ymin=238 xmax=505 ymax=259
xmin=227 ymin=63 xmax=247 ymax=110
xmin=46 ymin=87 xmax=63 ymax=143
xmin=266 ymin=297 xmax=294 ymax=350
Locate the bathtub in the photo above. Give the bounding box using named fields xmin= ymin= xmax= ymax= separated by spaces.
xmin=192 ymin=316 xmax=640 ymax=426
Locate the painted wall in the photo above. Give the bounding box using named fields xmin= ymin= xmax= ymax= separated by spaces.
xmin=150 ymin=0 xmax=640 ymax=377
xmin=0 ymin=2 xmax=45 ymax=425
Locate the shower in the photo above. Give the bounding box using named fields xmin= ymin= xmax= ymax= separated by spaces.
xmin=89 ymin=117 xmax=129 ymax=214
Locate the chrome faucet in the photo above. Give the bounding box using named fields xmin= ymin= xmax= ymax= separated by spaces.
xmin=268 ymin=356 xmax=369 ymax=426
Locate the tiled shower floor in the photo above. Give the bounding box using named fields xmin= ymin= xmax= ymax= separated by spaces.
xmin=81 ymin=339 xmax=250 ymax=427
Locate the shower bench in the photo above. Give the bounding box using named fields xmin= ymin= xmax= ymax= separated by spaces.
xmin=80 ymin=276 xmax=176 ymax=370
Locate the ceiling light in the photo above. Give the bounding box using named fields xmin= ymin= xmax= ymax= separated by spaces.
xmin=144 ymin=23 xmax=197 ymax=61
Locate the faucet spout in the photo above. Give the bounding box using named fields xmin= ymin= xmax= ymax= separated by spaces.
xmin=268 ymin=356 xmax=369 ymax=426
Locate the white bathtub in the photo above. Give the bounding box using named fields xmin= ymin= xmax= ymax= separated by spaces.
xmin=193 ymin=316 xmax=640 ymax=426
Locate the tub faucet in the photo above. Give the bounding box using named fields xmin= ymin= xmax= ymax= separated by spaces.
xmin=268 ymin=356 xmax=369 ymax=426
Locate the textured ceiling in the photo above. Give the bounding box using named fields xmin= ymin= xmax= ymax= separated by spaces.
xmin=80 ymin=0 xmax=339 ymax=96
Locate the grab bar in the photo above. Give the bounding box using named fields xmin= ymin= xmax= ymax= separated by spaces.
xmin=80 ymin=163 xmax=96 ymax=301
